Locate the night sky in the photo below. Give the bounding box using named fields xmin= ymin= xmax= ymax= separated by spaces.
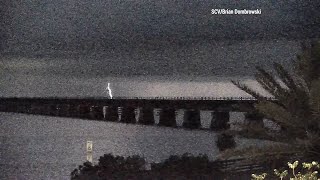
xmin=0 ymin=0 xmax=319 ymax=97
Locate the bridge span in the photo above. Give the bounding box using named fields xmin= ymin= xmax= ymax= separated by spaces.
xmin=0 ymin=96 xmax=275 ymax=130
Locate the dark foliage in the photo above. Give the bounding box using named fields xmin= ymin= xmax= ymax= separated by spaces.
xmin=71 ymin=153 xmax=230 ymax=180
xmin=227 ymin=41 xmax=320 ymax=162
xmin=71 ymin=154 xmax=146 ymax=180
xmin=151 ymin=153 xmax=212 ymax=174
xmin=216 ymin=133 xmax=236 ymax=151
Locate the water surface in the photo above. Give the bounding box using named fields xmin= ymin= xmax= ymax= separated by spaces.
xmin=0 ymin=112 xmax=270 ymax=179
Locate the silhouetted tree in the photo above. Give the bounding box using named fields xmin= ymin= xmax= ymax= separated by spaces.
xmin=225 ymin=41 xmax=320 ymax=162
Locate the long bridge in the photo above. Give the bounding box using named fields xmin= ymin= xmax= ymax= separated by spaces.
xmin=0 ymin=96 xmax=275 ymax=130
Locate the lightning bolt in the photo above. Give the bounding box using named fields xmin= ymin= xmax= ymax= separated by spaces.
xmin=106 ymin=83 xmax=113 ymax=99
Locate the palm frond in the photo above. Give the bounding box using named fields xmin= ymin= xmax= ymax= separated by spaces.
xmin=273 ymin=62 xmax=297 ymax=91
xmin=254 ymin=102 xmax=290 ymax=128
xmin=227 ymin=41 xmax=320 ymax=162
xmin=254 ymin=67 xmax=292 ymax=103
xmin=231 ymin=80 xmax=266 ymax=100
xmin=255 ymin=74 xmax=287 ymax=99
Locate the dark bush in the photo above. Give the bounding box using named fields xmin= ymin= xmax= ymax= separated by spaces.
xmin=71 ymin=154 xmax=146 ymax=180
xmin=71 ymin=153 xmax=228 ymax=179
xmin=98 ymin=154 xmax=145 ymax=174
xmin=71 ymin=161 xmax=100 ymax=180
xmin=151 ymin=153 xmax=212 ymax=175
xmin=216 ymin=133 xmax=236 ymax=151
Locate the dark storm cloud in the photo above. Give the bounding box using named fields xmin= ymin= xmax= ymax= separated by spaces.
xmin=0 ymin=0 xmax=319 ymax=97
xmin=1 ymin=40 xmax=300 ymax=79
xmin=1 ymin=0 xmax=319 ymax=53
xmin=0 ymin=0 xmax=319 ymax=81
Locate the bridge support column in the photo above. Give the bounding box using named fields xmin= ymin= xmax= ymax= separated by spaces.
xmin=16 ymin=104 xmax=23 ymax=113
xmin=89 ymin=106 xmax=95 ymax=119
xmin=56 ymin=104 xmax=63 ymax=116
xmin=48 ymin=104 xmax=57 ymax=116
xmin=89 ymin=105 xmax=102 ymax=120
xmin=78 ymin=104 xmax=90 ymax=119
xmin=30 ymin=104 xmax=37 ymax=114
xmin=36 ymin=103 xmax=44 ymax=115
xmin=97 ymin=106 xmax=104 ymax=120
xmin=27 ymin=104 xmax=33 ymax=114
xmin=57 ymin=104 xmax=69 ymax=117
xmin=68 ymin=104 xmax=77 ymax=117
xmin=44 ymin=104 xmax=50 ymax=115
xmin=65 ymin=104 xmax=71 ymax=117
xmin=19 ymin=103 xmax=29 ymax=114
xmin=158 ymin=108 xmax=177 ymax=127
xmin=103 ymin=106 xmax=108 ymax=120
xmin=6 ymin=102 xmax=16 ymax=112
xmin=182 ymin=109 xmax=201 ymax=129
xmin=105 ymin=106 xmax=118 ymax=122
xmin=138 ymin=107 xmax=155 ymax=125
xmin=120 ymin=106 xmax=136 ymax=123
xmin=32 ymin=104 xmax=41 ymax=115
xmin=210 ymin=111 xmax=230 ymax=131
xmin=244 ymin=111 xmax=264 ymax=129
xmin=0 ymin=103 xmax=5 ymax=112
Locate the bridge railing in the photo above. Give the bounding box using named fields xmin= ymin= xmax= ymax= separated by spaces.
xmin=111 ymin=96 xmax=276 ymax=101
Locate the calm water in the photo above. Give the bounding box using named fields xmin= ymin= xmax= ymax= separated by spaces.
xmin=0 ymin=75 xmax=276 ymax=179
xmin=0 ymin=112 xmax=273 ymax=179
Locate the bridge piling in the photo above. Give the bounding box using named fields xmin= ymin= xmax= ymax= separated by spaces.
xmin=89 ymin=106 xmax=95 ymax=119
xmin=103 ymin=106 xmax=107 ymax=119
xmin=68 ymin=104 xmax=77 ymax=117
xmin=78 ymin=104 xmax=91 ymax=119
xmin=138 ymin=107 xmax=155 ymax=125
xmin=105 ymin=106 xmax=119 ymax=122
xmin=244 ymin=112 xmax=264 ymax=129
xmin=47 ymin=104 xmax=56 ymax=116
xmin=158 ymin=108 xmax=177 ymax=127
xmin=89 ymin=105 xmax=104 ymax=120
xmin=210 ymin=111 xmax=230 ymax=131
xmin=120 ymin=106 xmax=136 ymax=123
xmin=64 ymin=104 xmax=71 ymax=117
xmin=56 ymin=104 xmax=62 ymax=116
xmin=57 ymin=104 xmax=70 ymax=117
xmin=44 ymin=104 xmax=50 ymax=115
xmin=182 ymin=109 xmax=201 ymax=129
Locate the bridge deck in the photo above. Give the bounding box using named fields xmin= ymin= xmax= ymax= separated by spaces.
xmin=0 ymin=97 xmax=275 ymax=111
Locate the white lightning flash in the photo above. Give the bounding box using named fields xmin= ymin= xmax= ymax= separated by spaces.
xmin=106 ymin=83 xmax=113 ymax=99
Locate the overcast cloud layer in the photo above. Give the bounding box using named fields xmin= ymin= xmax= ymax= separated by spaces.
xmin=1 ymin=0 xmax=319 ymax=52
xmin=0 ymin=0 xmax=319 ymax=97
